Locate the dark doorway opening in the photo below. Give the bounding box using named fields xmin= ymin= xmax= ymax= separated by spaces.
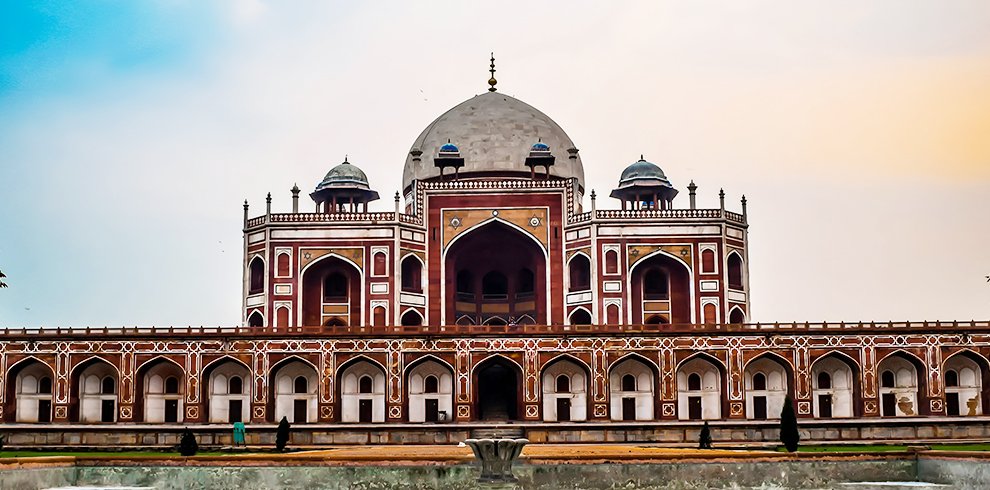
xmin=359 ymin=399 xmax=373 ymax=423
xmin=818 ymin=394 xmax=833 ymax=418
xmin=946 ymin=393 xmax=960 ymax=416
xmin=425 ymin=399 xmax=439 ymax=422
xmin=164 ymin=400 xmax=179 ymax=423
xmin=688 ymin=396 xmax=702 ymax=420
xmin=753 ymin=396 xmax=767 ymax=420
xmin=622 ymin=397 xmax=636 ymax=421
xmin=228 ymin=400 xmax=243 ymax=423
xmin=101 ymin=399 xmax=115 ymax=422
xmin=477 ymin=361 xmax=518 ymax=420
xmin=38 ymin=400 xmax=51 ymax=423
xmin=556 ymin=398 xmax=571 ymax=422
xmin=293 ymin=399 xmax=307 ymax=423
xmin=881 ymin=393 xmax=897 ymax=416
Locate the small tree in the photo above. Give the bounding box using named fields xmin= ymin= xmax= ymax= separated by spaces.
xmin=780 ymin=396 xmax=800 ymax=452
xmin=275 ymin=416 xmax=291 ymax=452
xmin=698 ymin=421 xmax=713 ymax=449
xmin=178 ymin=429 xmax=198 ymax=456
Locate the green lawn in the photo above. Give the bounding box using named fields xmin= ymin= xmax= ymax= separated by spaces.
xmin=777 ymin=443 xmax=990 ymax=453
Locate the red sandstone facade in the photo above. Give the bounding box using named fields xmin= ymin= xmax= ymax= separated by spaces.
xmin=1 ymin=83 xmax=986 ymax=440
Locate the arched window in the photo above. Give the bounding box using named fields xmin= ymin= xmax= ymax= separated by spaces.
xmin=482 ymin=271 xmax=508 ymax=300
xmin=817 ymin=371 xmax=832 ymax=390
xmin=249 ymin=257 xmax=265 ymax=294
xmin=401 ymin=256 xmax=422 ymax=293
xmin=164 ymin=376 xmax=180 ymax=394
xmin=604 ymin=250 xmax=618 ymax=275
xmin=323 ymin=272 xmax=348 ymax=302
xmin=277 ymin=253 xmax=290 ymax=277
xmin=606 ymin=304 xmax=620 ymax=325
xmin=324 ymin=316 xmax=346 ymax=327
xmin=39 ymin=376 xmax=53 ymax=394
xmin=373 ymin=252 xmax=387 ymax=276
xmin=727 ymin=253 xmax=743 ymax=290
xmin=101 ymin=377 xmax=115 ymax=394
xmin=516 ymin=268 xmax=535 ymax=298
xmin=276 ymin=307 xmax=290 ymax=329
xmin=645 ymin=315 xmax=667 ymax=325
xmin=643 ymin=268 xmax=669 ymax=300
xmin=687 ymin=373 xmax=702 ymax=391
xmin=703 ymin=303 xmax=717 ymax=325
xmin=294 ymin=376 xmax=308 ymax=394
xmin=621 ymin=374 xmax=636 ymax=392
xmin=729 ymin=308 xmax=745 ymax=324
xmin=456 ymin=270 xmax=474 ymax=300
xmin=248 ymin=311 xmax=264 ymax=327
xmin=753 ymin=372 xmax=767 ymax=391
xmin=555 ymin=374 xmax=570 ymax=393
xmin=373 ymin=306 xmax=386 ymax=327
xmin=229 ymin=376 xmax=243 ymax=395
xmin=569 ymin=309 xmax=592 ymax=325
xmin=880 ymin=370 xmax=895 ymax=388
xmin=945 ymin=370 xmax=959 ymax=387
xmin=569 ymin=255 xmax=591 ymax=292
xmin=359 ymin=375 xmax=373 ymax=394
xmin=424 ymin=375 xmax=439 ymax=394
xmin=401 ymin=310 xmax=423 ymax=327
xmin=701 ymin=249 xmax=716 ymax=274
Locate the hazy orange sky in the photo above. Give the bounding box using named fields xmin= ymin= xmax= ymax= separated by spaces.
xmin=1 ymin=1 xmax=987 ymax=325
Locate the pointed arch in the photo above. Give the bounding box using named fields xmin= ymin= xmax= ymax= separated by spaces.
xmin=400 ymin=308 xmax=424 ymax=327
xmin=608 ymin=352 xmax=659 ymax=421
xmin=568 ymin=306 xmax=593 ymax=325
xmin=727 ymin=305 xmax=746 ymax=324
xmin=567 ymin=251 xmax=592 ymax=292
xmin=542 ymin=353 xmax=592 ymax=375
xmin=70 ymin=356 xmax=119 ymax=423
xmin=400 ymin=253 xmax=425 ymax=293
xmin=6 ymin=356 xmax=55 ymax=423
xmin=471 ymin=353 xmax=524 ymax=376
xmin=609 ymin=352 xmax=660 ymax=375
xmin=726 ymin=250 xmax=744 ymax=290
xmin=675 ymin=351 xmax=727 ymax=373
xmin=942 ymin=348 xmax=990 ymax=416
xmin=443 ymin=218 xmax=549 ymax=258
xmin=248 ymin=255 xmax=265 ymax=294
xmin=627 ymin=247 xmax=695 ymax=325
xmin=404 ymin=354 xmax=456 ymax=376
xmin=247 ymin=309 xmax=265 ymax=328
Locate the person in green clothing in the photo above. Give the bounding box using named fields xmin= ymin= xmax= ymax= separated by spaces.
xmin=233 ymin=421 xmax=246 ymax=447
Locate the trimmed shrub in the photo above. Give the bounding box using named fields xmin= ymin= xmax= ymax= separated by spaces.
xmin=276 ymin=416 xmax=291 ymax=452
xmin=178 ymin=429 xmax=198 ymax=456
xmin=780 ymin=396 xmax=800 ymax=452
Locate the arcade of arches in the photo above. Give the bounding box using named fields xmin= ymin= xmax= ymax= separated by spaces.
xmin=5 ymin=345 xmax=986 ymax=425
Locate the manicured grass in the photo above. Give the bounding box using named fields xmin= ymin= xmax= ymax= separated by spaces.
xmin=779 ymin=443 xmax=990 ymax=453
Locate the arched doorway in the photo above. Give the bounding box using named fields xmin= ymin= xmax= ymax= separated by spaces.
xmin=446 ymin=222 xmax=546 ymax=326
xmin=71 ymin=358 xmax=118 ymax=423
xmin=630 ymin=252 xmax=692 ymax=324
xmin=811 ymin=353 xmax=859 ymax=418
xmin=301 ymin=255 xmax=361 ymax=327
xmin=609 ymin=356 xmax=657 ymax=421
xmin=407 ymin=358 xmax=454 ymax=423
xmin=203 ymin=358 xmax=251 ymax=423
xmin=474 ymin=356 xmax=521 ymax=421
xmin=541 ymin=357 xmax=589 ymax=422
xmin=877 ymin=352 xmax=924 ymax=417
xmin=744 ymin=355 xmax=792 ymax=420
xmin=7 ymin=359 xmax=55 ymax=423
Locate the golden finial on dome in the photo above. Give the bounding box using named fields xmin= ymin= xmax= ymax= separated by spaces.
xmin=488 ymin=52 xmax=497 ymax=92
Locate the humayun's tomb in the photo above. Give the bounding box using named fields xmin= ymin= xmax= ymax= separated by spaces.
xmin=1 ymin=61 xmax=988 ymax=447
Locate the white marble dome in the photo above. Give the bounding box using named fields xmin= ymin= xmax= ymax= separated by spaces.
xmin=402 ymin=91 xmax=585 ymax=192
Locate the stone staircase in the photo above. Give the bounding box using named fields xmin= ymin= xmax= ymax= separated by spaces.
xmin=469 ymin=426 xmax=526 ymax=439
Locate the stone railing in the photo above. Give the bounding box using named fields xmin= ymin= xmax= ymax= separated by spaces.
xmin=246 ymin=212 xmax=397 ymax=227
xmin=0 ymin=321 xmax=986 ymax=339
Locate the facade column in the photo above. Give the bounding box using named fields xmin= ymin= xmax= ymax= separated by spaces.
xmin=455 ymin=342 xmax=471 ymax=421
xmin=386 ymin=341 xmax=404 ymax=421
xmin=53 ymin=349 xmax=70 ymax=421
xmin=726 ymin=347 xmax=746 ymax=419
xmin=184 ymin=349 xmax=205 ymax=423
xmin=793 ymin=345 xmax=814 ymax=419
xmin=658 ymin=343 xmax=677 ymax=420
xmin=924 ymin=343 xmax=944 ymax=416
xmin=860 ymin=345 xmax=880 ymax=417
xmin=118 ymin=348 xmax=136 ymax=422
xmin=251 ymin=350 xmax=269 ymax=423
xmin=319 ymin=346 xmax=336 ymax=422
xmin=523 ymin=347 xmax=541 ymax=420
xmin=590 ymin=343 xmax=610 ymax=420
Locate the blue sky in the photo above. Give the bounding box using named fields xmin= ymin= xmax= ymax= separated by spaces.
xmin=1 ymin=1 xmax=988 ymax=326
